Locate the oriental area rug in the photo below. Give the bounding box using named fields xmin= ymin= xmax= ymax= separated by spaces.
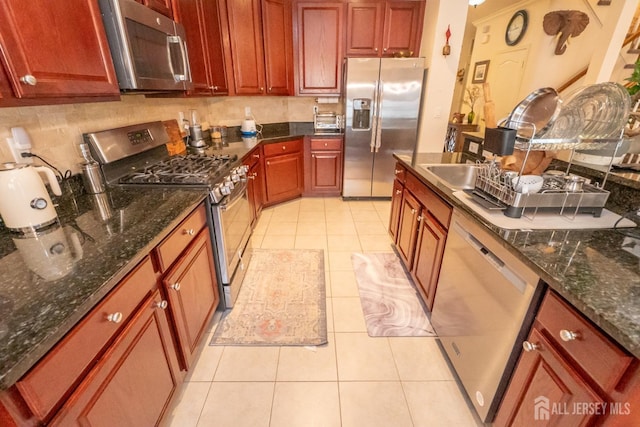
xmin=352 ymin=252 xmax=436 ymax=337
xmin=210 ymin=249 xmax=327 ymax=346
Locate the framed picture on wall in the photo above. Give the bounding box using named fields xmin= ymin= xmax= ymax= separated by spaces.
xmin=472 ymin=60 xmax=490 ymax=83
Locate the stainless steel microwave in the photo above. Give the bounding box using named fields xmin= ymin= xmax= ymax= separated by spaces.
xmin=97 ymin=0 xmax=192 ymax=91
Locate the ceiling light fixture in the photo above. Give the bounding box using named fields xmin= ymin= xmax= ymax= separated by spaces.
xmin=469 ymin=0 xmax=486 ymax=7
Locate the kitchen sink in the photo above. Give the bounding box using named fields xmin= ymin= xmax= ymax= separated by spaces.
xmin=418 ymin=163 xmax=479 ymax=190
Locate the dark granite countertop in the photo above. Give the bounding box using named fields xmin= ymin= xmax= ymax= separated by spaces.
xmin=396 ymin=152 xmax=640 ymax=358
xmin=0 ymin=183 xmax=208 ymax=389
xmin=0 ymin=122 xmax=336 ymax=390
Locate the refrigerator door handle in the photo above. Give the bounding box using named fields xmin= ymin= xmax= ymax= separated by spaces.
xmin=375 ymin=80 xmax=384 ymax=153
xmin=370 ymin=81 xmax=379 ymax=153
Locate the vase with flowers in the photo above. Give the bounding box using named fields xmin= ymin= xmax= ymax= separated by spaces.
xmin=464 ymin=85 xmax=481 ymax=124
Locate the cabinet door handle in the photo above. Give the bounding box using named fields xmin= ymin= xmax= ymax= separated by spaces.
xmin=396 ymin=190 xmax=401 ymax=195
xmin=522 ymin=341 xmax=540 ymax=352
xmin=170 ymin=282 xmax=181 ymax=291
xmin=417 ymin=215 xmax=423 ymax=222
xmin=253 ymin=154 xmax=260 ymax=159
xmin=559 ymin=329 xmax=580 ymax=342
xmin=268 ymin=87 xmax=272 ymax=92
xmin=282 ymin=145 xmax=286 ymax=150
xmin=267 ymin=161 xmax=270 ymax=166
xmin=260 ymin=87 xmax=264 ymax=92
xmin=383 ymin=47 xmax=388 ymax=52
xmin=183 ymin=228 xmax=195 ymax=236
xmin=106 ymin=312 xmax=123 ymax=323
xmin=247 ymin=174 xmax=256 ymax=180
xmin=410 ymin=208 xmax=416 ymax=215
xmin=374 ymin=47 xmax=378 ymax=52
xmin=394 ymin=169 xmax=402 ymax=174
xmin=20 ymin=74 xmax=37 ymax=85
xmin=324 ymin=142 xmax=328 ymax=147
xmin=155 ymin=300 xmax=168 ymax=310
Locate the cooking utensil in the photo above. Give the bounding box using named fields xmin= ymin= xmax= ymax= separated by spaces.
xmin=564 ymin=175 xmax=585 ymax=192
xmin=0 ymin=163 xmax=62 ymax=233
xmin=505 ymin=87 xmax=562 ymax=138
xmin=563 ymin=82 xmax=630 ymax=140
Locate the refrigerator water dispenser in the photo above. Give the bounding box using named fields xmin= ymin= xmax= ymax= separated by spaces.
xmin=352 ymin=98 xmax=371 ymax=130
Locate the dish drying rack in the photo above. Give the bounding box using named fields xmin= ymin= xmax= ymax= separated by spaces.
xmin=473 ymin=120 xmax=624 ymax=219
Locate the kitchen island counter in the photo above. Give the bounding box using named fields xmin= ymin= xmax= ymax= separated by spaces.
xmin=396 ymin=152 xmax=640 ymax=358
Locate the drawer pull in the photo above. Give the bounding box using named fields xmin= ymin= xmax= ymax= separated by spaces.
xmin=560 ymin=329 xmax=580 ymax=342
xmin=247 ymin=174 xmax=256 ymax=180
xmin=183 ymin=228 xmax=195 ymax=236
xmin=417 ymin=215 xmax=423 ymax=222
xmin=20 ymin=74 xmax=37 ymax=85
xmin=170 ymin=282 xmax=181 ymax=291
xmin=324 ymin=142 xmax=328 ymax=147
xmin=522 ymin=341 xmax=540 ymax=352
xmin=282 ymin=146 xmax=286 ymax=150
xmin=106 ymin=312 xmax=123 ymax=324
xmin=155 ymin=300 xmax=168 ymax=310
xmin=411 ymin=208 xmax=416 ymax=215
xmin=394 ymin=169 xmax=402 ymax=174
xmin=396 ymin=190 xmax=401 ymax=195
xmin=253 ymin=154 xmax=260 ymax=159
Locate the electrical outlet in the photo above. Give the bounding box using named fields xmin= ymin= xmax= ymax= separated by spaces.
xmin=6 ymin=127 xmax=32 ymax=163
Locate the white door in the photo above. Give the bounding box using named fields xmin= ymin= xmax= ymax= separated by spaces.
xmin=489 ymin=48 xmax=529 ymax=122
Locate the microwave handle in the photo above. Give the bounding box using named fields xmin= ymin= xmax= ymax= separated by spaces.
xmin=167 ymin=35 xmax=190 ymax=82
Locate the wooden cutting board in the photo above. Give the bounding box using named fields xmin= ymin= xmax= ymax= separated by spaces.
xmin=163 ymin=119 xmax=186 ymax=156
xmin=483 ymin=82 xmax=497 ymax=129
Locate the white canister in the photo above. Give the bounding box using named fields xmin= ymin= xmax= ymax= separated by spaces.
xmin=0 ymin=163 xmax=62 ymax=232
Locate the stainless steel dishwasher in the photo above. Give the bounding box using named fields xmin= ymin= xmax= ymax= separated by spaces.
xmin=431 ymin=208 xmax=544 ymax=423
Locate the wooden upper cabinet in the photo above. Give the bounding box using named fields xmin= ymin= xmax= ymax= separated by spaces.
xmin=138 ymin=0 xmax=174 ymax=18
xmin=226 ymin=0 xmax=266 ymax=94
xmin=346 ymin=1 xmax=424 ymax=58
xmin=262 ymin=0 xmax=294 ymax=95
xmin=0 ymin=1 xmax=119 ymax=98
xmin=173 ymin=0 xmax=229 ymax=96
xmin=294 ymin=2 xmax=345 ymax=95
xmin=346 ymin=2 xmax=384 ymax=56
xmin=382 ymin=1 xmax=424 ymax=57
xmin=224 ymin=0 xmax=292 ymax=95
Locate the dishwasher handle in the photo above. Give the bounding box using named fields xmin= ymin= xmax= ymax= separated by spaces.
xmin=452 ymin=221 xmax=528 ymax=294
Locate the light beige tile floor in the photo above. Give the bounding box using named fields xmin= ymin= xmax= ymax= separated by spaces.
xmin=163 ymin=197 xmax=480 ymax=427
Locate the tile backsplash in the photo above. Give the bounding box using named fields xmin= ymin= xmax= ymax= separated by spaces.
xmin=0 ymin=94 xmax=335 ymax=175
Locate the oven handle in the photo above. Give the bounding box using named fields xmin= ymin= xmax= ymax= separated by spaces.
xmin=219 ymin=180 xmax=247 ymax=212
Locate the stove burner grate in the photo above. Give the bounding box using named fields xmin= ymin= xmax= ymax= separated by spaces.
xmin=118 ymin=154 xmax=235 ymax=186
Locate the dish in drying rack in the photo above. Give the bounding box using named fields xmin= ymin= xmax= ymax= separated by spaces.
xmin=504 ymin=87 xmax=561 ymax=139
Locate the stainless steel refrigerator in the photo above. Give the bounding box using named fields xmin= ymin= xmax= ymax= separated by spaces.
xmin=342 ymin=57 xmax=425 ymax=198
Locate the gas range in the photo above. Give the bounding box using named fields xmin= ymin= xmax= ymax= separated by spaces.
xmin=84 ymin=121 xmax=253 ymax=309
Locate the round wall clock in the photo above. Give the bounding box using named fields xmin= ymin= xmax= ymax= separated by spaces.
xmin=505 ymin=10 xmax=528 ymax=46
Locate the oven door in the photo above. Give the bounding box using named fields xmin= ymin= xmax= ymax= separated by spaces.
xmin=210 ymin=179 xmax=252 ymax=307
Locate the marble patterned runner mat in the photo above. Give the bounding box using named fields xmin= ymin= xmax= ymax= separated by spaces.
xmin=352 ymin=252 xmax=436 ymax=337
xmin=210 ymin=249 xmax=327 ymax=346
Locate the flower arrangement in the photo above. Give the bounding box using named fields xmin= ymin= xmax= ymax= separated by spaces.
xmin=463 ymin=85 xmax=482 ymax=124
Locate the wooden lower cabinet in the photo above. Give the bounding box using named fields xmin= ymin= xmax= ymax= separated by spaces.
xmin=162 ymin=228 xmax=219 ymax=370
xmin=244 ymin=146 xmax=265 ymax=227
xmin=390 ymin=162 xmax=452 ymax=311
xmin=412 ymin=212 xmax=446 ymax=311
xmin=263 ymin=139 xmax=304 ymax=205
xmin=50 ymin=290 xmax=181 ymax=426
xmin=305 ymin=136 xmax=343 ymax=196
xmin=388 ymin=177 xmax=404 ymax=242
xmin=494 ymin=290 xmax=640 ymax=427
xmin=396 ymin=189 xmax=421 ymax=268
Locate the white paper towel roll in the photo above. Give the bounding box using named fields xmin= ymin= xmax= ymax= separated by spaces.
xmin=316 ymin=97 xmax=339 ymax=104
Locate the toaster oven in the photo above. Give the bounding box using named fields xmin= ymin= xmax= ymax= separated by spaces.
xmin=314 ymin=113 xmax=342 ymax=133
